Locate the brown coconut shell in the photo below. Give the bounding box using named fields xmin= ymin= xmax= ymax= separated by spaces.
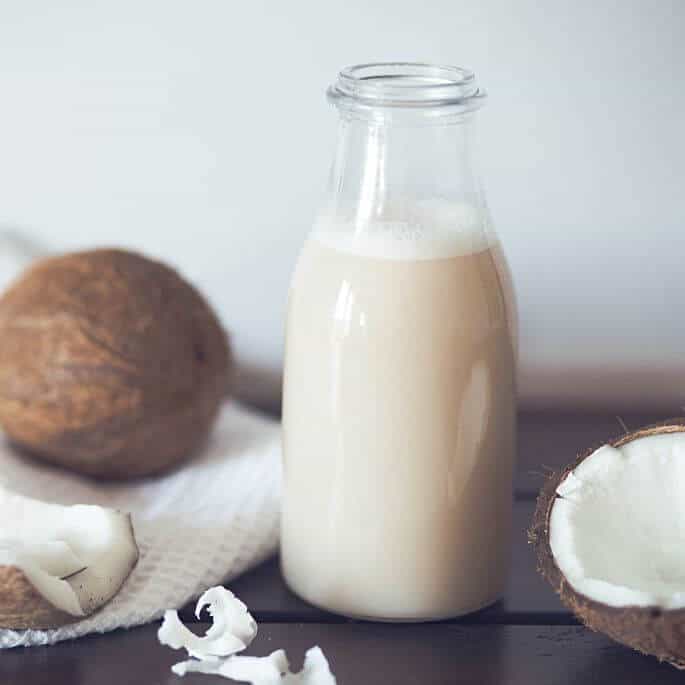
xmin=0 ymin=249 xmax=231 ymax=479
xmin=0 ymin=566 xmax=76 ymax=629
xmin=530 ymin=420 xmax=685 ymax=668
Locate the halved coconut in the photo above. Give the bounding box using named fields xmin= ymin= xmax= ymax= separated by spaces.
xmin=531 ymin=422 xmax=685 ymax=668
xmin=0 ymin=485 xmax=138 ymax=629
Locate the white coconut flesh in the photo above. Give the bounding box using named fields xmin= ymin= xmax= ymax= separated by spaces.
xmin=0 ymin=485 xmax=138 ymax=618
xmin=550 ymin=432 xmax=685 ymax=609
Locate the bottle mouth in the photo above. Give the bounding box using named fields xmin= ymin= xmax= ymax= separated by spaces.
xmin=327 ymin=62 xmax=486 ymax=114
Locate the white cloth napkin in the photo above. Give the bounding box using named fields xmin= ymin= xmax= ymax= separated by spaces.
xmin=0 ymin=401 xmax=282 ymax=648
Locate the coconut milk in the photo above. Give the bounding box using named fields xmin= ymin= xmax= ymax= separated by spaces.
xmin=282 ymin=208 xmax=516 ymax=620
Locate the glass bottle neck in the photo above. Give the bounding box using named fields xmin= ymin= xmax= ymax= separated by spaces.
xmin=324 ymin=112 xmax=484 ymax=227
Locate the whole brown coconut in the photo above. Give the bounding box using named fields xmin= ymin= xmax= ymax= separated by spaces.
xmin=530 ymin=421 xmax=685 ymax=669
xmin=0 ymin=249 xmax=230 ymax=478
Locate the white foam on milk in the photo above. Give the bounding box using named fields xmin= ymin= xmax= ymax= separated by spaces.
xmin=312 ymin=199 xmax=493 ymax=260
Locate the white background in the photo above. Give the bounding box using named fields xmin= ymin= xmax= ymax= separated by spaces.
xmin=0 ymin=0 xmax=683 ymax=411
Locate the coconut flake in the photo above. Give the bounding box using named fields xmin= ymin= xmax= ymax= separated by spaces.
xmin=158 ymin=587 xmax=257 ymax=660
xmin=159 ymin=587 xmax=336 ymax=684
xmin=172 ymin=649 xmax=289 ymax=683
xmin=283 ymin=646 xmax=337 ymax=684
xmin=170 ymin=646 xmax=336 ymax=685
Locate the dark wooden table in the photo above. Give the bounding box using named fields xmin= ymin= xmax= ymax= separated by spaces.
xmin=2 ymin=410 xmax=682 ymax=684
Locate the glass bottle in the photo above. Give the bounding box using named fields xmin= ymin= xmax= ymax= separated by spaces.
xmin=281 ymin=63 xmax=516 ymax=621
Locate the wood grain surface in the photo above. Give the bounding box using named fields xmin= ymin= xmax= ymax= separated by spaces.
xmin=2 ymin=622 xmax=682 ymax=685
xmin=4 ymin=410 xmax=679 ymax=684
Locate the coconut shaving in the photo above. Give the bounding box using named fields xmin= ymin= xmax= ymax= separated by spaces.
xmin=158 ymin=586 xmax=337 ymax=684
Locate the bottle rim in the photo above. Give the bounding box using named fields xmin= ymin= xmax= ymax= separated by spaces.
xmin=327 ymin=62 xmax=486 ymax=114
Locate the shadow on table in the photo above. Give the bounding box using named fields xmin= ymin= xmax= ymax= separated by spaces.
xmin=0 ymin=649 xmax=82 ymax=685
xmin=565 ymin=645 xmax=684 ymax=685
